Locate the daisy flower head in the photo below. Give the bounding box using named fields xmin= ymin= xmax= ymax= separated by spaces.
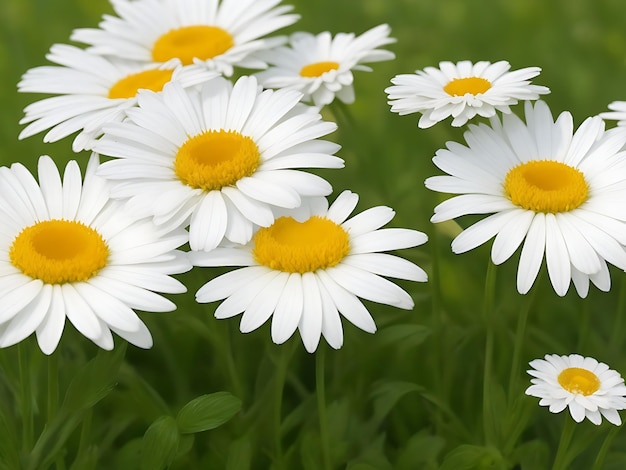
xmin=254 ymin=24 xmax=396 ymax=107
xmin=0 ymin=155 xmax=191 ymax=355
xmin=70 ymin=0 xmax=300 ymax=77
xmin=386 ymin=60 xmax=550 ymax=128
xmin=526 ymin=354 xmax=626 ymax=425
xmin=190 ymin=190 xmax=428 ymax=353
xmin=18 ymin=44 xmax=218 ymax=152
xmin=425 ymin=100 xmax=626 ymax=298
xmin=95 ymin=76 xmax=343 ymax=252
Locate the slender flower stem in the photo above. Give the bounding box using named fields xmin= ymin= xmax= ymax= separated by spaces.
xmin=77 ymin=408 xmax=92 ymax=457
xmin=609 ymin=276 xmax=626 ymax=351
xmin=552 ymin=417 xmax=576 ymax=470
xmin=273 ymin=344 xmax=291 ymax=470
xmin=316 ymin=345 xmax=332 ymax=470
xmin=18 ymin=342 xmax=34 ymax=452
xmin=591 ymin=425 xmax=621 ymax=470
xmin=47 ymin=352 xmax=59 ymax=422
xmin=507 ymin=279 xmax=539 ymax=397
xmin=482 ymin=261 xmax=498 ymax=446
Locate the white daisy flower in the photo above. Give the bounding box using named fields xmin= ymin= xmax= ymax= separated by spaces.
xmin=0 ymin=155 xmax=191 ymax=354
xmin=18 ymin=44 xmax=218 ymax=152
xmin=70 ymin=0 xmax=300 ymax=77
xmin=600 ymin=101 xmax=626 ymax=127
xmin=526 ymin=354 xmax=626 ymax=426
xmin=386 ymin=60 xmax=550 ymax=128
xmin=254 ymin=24 xmax=396 ymax=107
xmin=190 ymin=190 xmax=428 ymax=352
xmin=425 ymin=100 xmax=626 ymax=297
xmin=95 ymin=76 xmax=343 ymax=252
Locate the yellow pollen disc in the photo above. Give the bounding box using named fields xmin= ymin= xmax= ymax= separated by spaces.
xmin=558 ymin=367 xmax=601 ymax=396
xmin=152 ymin=25 xmax=234 ymax=65
xmin=174 ymin=130 xmax=260 ymax=191
xmin=504 ymin=160 xmax=589 ymax=213
xmin=108 ymin=69 xmax=174 ymax=99
xmin=443 ymin=77 xmax=491 ymax=96
xmin=9 ymin=219 xmax=109 ymax=285
xmin=300 ymin=61 xmax=340 ymax=78
xmin=253 ymin=216 xmax=350 ymax=273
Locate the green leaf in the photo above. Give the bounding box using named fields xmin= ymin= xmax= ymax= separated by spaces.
xmin=440 ymin=445 xmax=507 ymax=470
xmin=369 ymin=380 xmax=424 ymax=425
xmin=375 ymin=324 xmax=432 ymax=349
xmin=69 ymin=445 xmax=98 ymax=470
xmin=395 ymin=431 xmax=445 ymax=470
xmin=511 ymin=440 xmax=550 ymax=470
xmin=226 ymin=435 xmax=252 ymax=470
xmin=140 ymin=415 xmax=180 ymax=470
xmin=176 ymin=391 xmax=241 ymax=434
xmin=60 ymin=344 xmax=127 ymax=414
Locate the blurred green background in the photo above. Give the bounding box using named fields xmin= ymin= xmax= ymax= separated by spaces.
xmin=2 ymin=1 xmax=626 ymax=468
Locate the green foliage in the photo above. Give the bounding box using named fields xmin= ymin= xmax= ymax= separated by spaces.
xmin=176 ymin=392 xmax=242 ymax=434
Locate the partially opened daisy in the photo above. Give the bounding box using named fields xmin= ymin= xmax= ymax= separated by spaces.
xmin=386 ymin=60 xmax=549 ymax=128
xmin=425 ymin=100 xmax=626 ymax=297
xmin=71 ymin=0 xmax=299 ymax=77
xmin=95 ymin=76 xmax=343 ymax=252
xmin=18 ymin=44 xmax=217 ymax=152
xmin=0 ymin=155 xmax=190 ymax=355
xmin=526 ymin=354 xmax=626 ymax=425
xmin=190 ymin=190 xmax=428 ymax=352
xmin=254 ymin=24 xmax=395 ymax=107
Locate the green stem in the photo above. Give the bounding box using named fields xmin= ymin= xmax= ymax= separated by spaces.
xmin=609 ymin=276 xmax=626 ymax=351
xmin=552 ymin=417 xmax=576 ymax=470
xmin=482 ymin=262 xmax=498 ymax=446
xmin=221 ymin=321 xmax=245 ymax=401
xmin=507 ymin=278 xmax=540 ymax=397
xmin=47 ymin=352 xmax=58 ymax=422
xmin=316 ymin=345 xmax=332 ymax=470
xmin=77 ymin=408 xmax=92 ymax=457
xmin=272 ymin=344 xmax=291 ymax=470
xmin=18 ymin=342 xmax=34 ymax=452
xmin=591 ymin=425 xmax=621 ymax=470
xmin=576 ymin=297 xmax=590 ymax=351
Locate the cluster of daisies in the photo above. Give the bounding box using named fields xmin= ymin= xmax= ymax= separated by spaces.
xmin=386 ymin=60 xmax=626 ymax=425
xmin=9 ymin=0 xmax=423 ymax=356
xmin=8 ymin=0 xmax=626 ymax=428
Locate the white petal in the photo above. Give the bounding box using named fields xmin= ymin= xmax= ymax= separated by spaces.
xmin=517 ymin=213 xmax=546 ymax=294
xmin=271 ymin=273 xmax=304 ymax=344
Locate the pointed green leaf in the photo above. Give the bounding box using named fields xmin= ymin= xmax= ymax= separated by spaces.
xmin=176 ymin=392 xmax=241 ymax=434
xmin=140 ymin=415 xmax=180 ymax=470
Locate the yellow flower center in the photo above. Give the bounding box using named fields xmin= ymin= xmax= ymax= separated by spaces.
xmin=504 ymin=160 xmax=589 ymax=213
xmin=152 ymin=25 xmax=234 ymax=65
xmin=443 ymin=77 xmax=491 ymax=96
xmin=558 ymin=367 xmax=601 ymax=396
xmin=300 ymin=61 xmax=340 ymax=78
xmin=174 ymin=130 xmax=260 ymax=191
xmin=253 ymin=216 xmax=350 ymax=273
xmin=107 ymin=69 xmax=174 ymax=99
xmin=9 ymin=219 xmax=109 ymax=285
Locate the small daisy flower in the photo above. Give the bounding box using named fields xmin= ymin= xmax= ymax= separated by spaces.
xmin=0 ymin=155 xmax=191 ymax=355
xmin=386 ymin=60 xmax=549 ymax=128
xmin=600 ymin=101 xmax=626 ymax=127
xmin=254 ymin=24 xmax=396 ymax=107
xmin=95 ymin=76 xmax=343 ymax=252
xmin=18 ymin=44 xmax=217 ymax=152
xmin=70 ymin=0 xmax=300 ymax=77
xmin=526 ymin=354 xmax=626 ymax=425
xmin=190 ymin=190 xmax=428 ymax=352
xmin=425 ymin=100 xmax=626 ymax=297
